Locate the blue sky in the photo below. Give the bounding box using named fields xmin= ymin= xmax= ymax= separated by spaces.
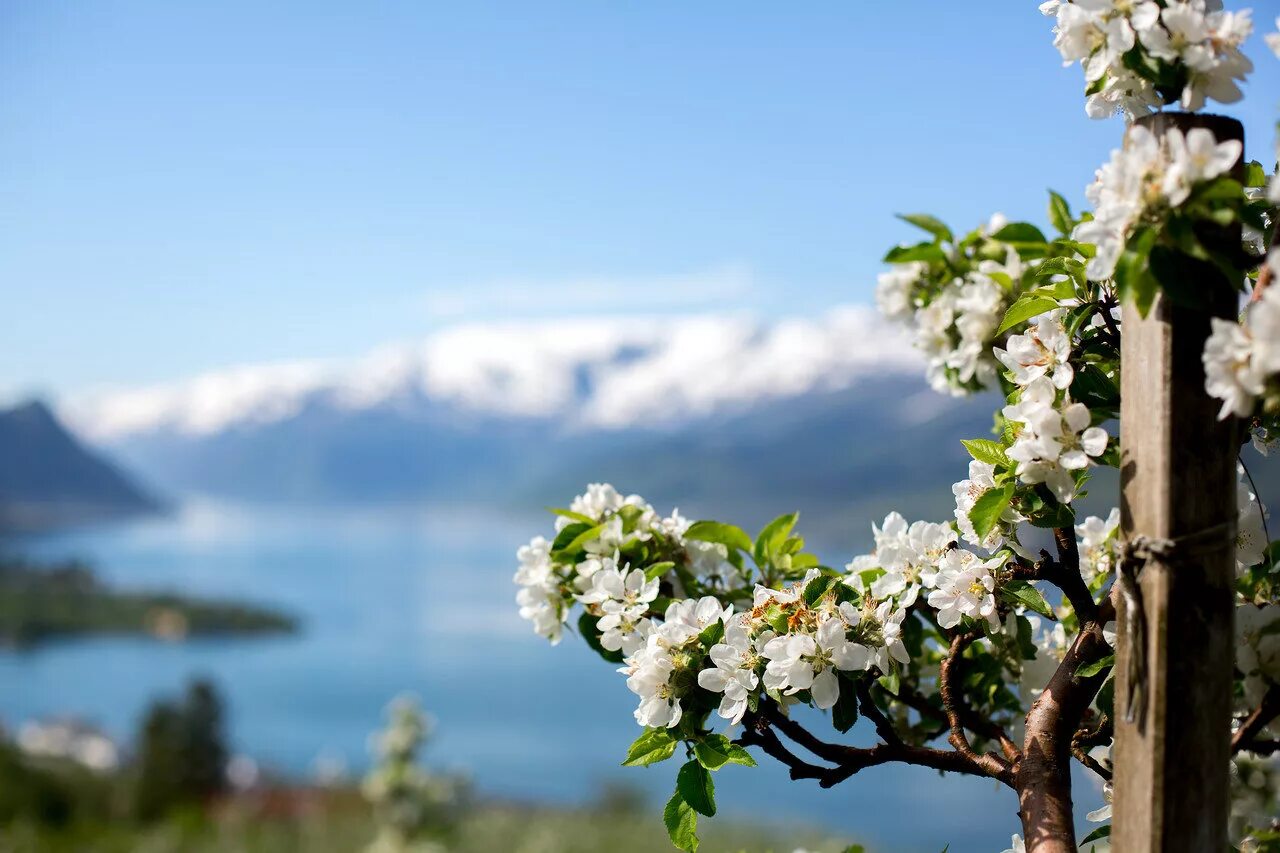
xmin=3 ymin=1 xmax=1279 ymax=397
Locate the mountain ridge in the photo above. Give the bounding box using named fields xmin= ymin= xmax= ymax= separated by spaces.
xmin=0 ymin=400 xmax=161 ymax=533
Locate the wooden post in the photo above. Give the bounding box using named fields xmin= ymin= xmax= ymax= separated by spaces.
xmin=1113 ymin=113 xmax=1243 ymax=852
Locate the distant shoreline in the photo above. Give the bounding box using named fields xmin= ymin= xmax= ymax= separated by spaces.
xmin=0 ymin=555 xmax=298 ymax=650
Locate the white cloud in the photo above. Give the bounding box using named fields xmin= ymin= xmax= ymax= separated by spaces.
xmin=420 ymin=263 xmax=754 ymax=320
xmin=62 ymin=304 xmax=922 ymax=442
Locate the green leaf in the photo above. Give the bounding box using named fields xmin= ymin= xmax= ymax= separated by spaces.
xmin=694 ymin=734 xmax=757 ymax=770
xmin=883 ymin=243 xmax=949 ymax=265
xmin=968 ymin=483 xmax=1014 ymax=541
xmin=1075 ymin=654 xmax=1115 ymax=679
xmin=1193 ymin=176 xmax=1243 ymax=203
xmin=803 ymin=573 xmax=838 ymax=606
xmin=1081 ymin=824 xmax=1111 ymax=844
xmin=677 ymin=759 xmax=716 ymax=817
xmin=622 ymin=728 xmax=678 ymax=767
xmin=550 ymin=521 xmax=593 ymax=553
xmin=999 ymin=580 xmax=1054 ymax=620
xmin=549 ymin=507 xmax=596 ymax=526
xmin=1115 ymin=227 xmax=1158 ymax=317
xmin=754 ymin=512 xmax=799 ymax=567
xmin=961 ymin=438 xmax=1011 ymax=468
xmin=1048 ymin=190 xmax=1073 ymax=235
xmin=698 ymin=618 xmax=725 ymax=648
xmin=684 ymin=521 xmax=753 ymax=554
xmin=997 ymin=295 xmax=1060 ymax=334
xmin=553 ymin=522 xmax=605 ymax=556
xmin=833 ymin=676 xmax=860 ymax=733
xmin=878 ymin=664 xmax=900 ymax=696
xmin=722 ymin=743 xmax=756 ymax=767
xmin=1096 ymin=677 xmax=1115 ymax=717
xmin=897 ymin=213 xmax=952 ymax=243
xmin=992 ymin=222 xmax=1048 ymax=244
xmin=644 ymin=561 xmax=676 ymax=582
xmin=663 ymin=790 xmax=699 ymax=852
xmin=579 ymin=613 xmax=625 ymax=664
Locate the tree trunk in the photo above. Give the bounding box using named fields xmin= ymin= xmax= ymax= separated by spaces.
xmin=1018 ymin=620 xmax=1114 ymax=852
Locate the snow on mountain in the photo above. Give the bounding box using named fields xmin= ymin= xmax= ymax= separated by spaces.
xmin=63 ymin=305 xmax=920 ymax=442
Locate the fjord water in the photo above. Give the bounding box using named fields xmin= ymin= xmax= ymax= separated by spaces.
xmin=2 ymin=501 xmax=1029 ymax=852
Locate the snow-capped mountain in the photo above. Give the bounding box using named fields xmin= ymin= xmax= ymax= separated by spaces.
xmin=63 ymin=306 xmax=921 ymax=441
xmin=56 ymin=306 xmax=1006 ymax=548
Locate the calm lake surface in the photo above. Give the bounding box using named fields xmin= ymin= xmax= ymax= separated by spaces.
xmin=0 ymin=500 xmax=1099 ymax=852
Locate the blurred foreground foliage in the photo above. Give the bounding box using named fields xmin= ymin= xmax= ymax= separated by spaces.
xmin=0 ymin=798 xmax=853 ymax=853
xmin=0 ymin=680 xmax=855 ymax=852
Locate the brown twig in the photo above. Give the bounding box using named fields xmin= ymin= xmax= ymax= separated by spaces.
xmin=736 ymin=713 xmax=831 ymax=781
xmin=939 ymin=631 xmax=1016 ymax=778
xmin=1071 ymin=742 xmax=1112 ymax=781
xmin=1051 ymin=528 xmax=1099 ymax=624
xmin=750 ymin=699 xmax=1013 ymax=789
xmin=856 ymin=681 xmax=902 ymax=746
xmin=1232 ymin=686 xmax=1280 ymax=754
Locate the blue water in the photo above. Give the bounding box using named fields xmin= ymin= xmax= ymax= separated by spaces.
xmin=0 ymin=501 xmax=1099 ymax=852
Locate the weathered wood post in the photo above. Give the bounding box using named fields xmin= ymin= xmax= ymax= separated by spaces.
xmin=1113 ymin=113 xmax=1243 ymax=852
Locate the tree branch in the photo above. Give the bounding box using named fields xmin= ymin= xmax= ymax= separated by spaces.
xmin=1232 ymin=685 xmax=1280 ymax=754
xmin=1051 ymin=528 xmax=1099 ymax=624
xmin=856 ymin=681 xmax=902 ymax=745
xmin=736 ymin=713 xmax=831 ymax=781
xmin=1071 ymin=743 xmax=1112 ymax=782
xmin=752 ymin=698 xmax=1014 ymax=789
xmin=939 ymin=631 xmax=1017 ymax=777
xmin=1235 ymin=739 xmax=1280 ymax=755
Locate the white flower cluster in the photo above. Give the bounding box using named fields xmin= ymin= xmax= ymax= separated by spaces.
xmin=952 ymin=461 xmax=1027 ymax=554
xmin=1203 ymin=253 xmax=1280 ymax=419
xmin=516 ymin=485 xmax=916 ymax=730
xmin=1042 ymin=0 xmax=1254 ymax=119
xmin=1075 ymin=124 xmax=1243 ymax=280
xmin=1076 ymin=508 xmax=1121 ymax=579
xmin=878 ymin=247 xmax=1023 ymax=396
xmin=1235 ymin=464 xmax=1270 ymax=575
xmin=625 ymin=595 xmax=732 ymax=727
xmin=1003 ymin=374 xmax=1110 ymax=504
xmin=846 ymin=511 xmax=1013 ymax=632
xmin=1237 ymin=603 xmax=1280 ymax=708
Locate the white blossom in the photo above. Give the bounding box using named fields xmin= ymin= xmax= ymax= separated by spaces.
xmin=514 ymin=536 xmax=567 ymax=643
xmin=1001 ymin=834 xmax=1027 ymax=853
xmin=1205 ymin=316 xmax=1267 ymax=419
xmin=1204 ymin=264 xmax=1280 ymax=420
xmin=1163 ymin=127 xmax=1245 ymax=206
xmin=1077 ymin=508 xmax=1121 ymax=579
xmin=866 ymin=514 xmax=955 ymax=606
xmin=1005 ymin=378 xmax=1109 ymax=502
xmin=761 ymin=615 xmax=866 ymax=709
xmin=579 ymin=564 xmax=660 ymax=655
xmin=1236 ymin=467 xmax=1269 ymax=575
xmin=1048 ymin=0 xmax=1253 ymax=118
xmin=995 ymin=308 xmax=1075 ymax=389
xmin=1237 ymin=604 xmax=1280 ymax=707
xmin=698 ymin=619 xmax=772 ymax=724
xmin=927 ymin=549 xmax=1005 ymax=630
xmin=953 ymin=460 xmax=1013 ymax=551
xmin=876 ymin=262 xmax=925 ymax=323
xmin=1076 ymin=125 xmax=1239 ymax=280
